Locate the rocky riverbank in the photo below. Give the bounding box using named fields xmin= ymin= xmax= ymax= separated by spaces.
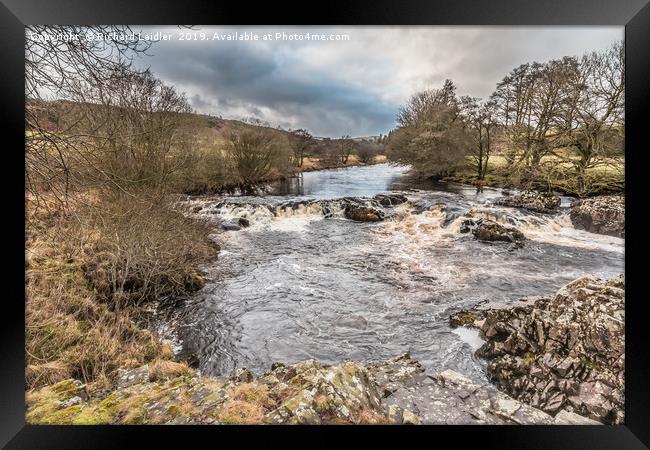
xmin=26 ymin=179 xmax=624 ymax=425
xmin=495 ymin=190 xmax=561 ymax=214
xmin=450 ymin=275 xmax=624 ymax=424
xmin=26 ymin=353 xmax=599 ymax=425
xmin=491 ymin=190 xmax=625 ymax=239
xmin=570 ymin=195 xmax=625 ymax=237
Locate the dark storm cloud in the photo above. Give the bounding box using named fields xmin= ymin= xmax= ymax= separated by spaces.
xmin=137 ymin=26 xmax=622 ymax=137
xmin=144 ymin=36 xmax=395 ymax=136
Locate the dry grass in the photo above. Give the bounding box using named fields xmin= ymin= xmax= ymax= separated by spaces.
xmin=447 ymin=154 xmax=624 ymax=196
xmin=26 ymin=240 xmax=163 ymax=391
xmin=217 ymin=400 xmax=266 ymax=424
xmin=229 ymin=383 xmax=273 ymax=405
xmin=215 ymin=382 xmax=276 ymax=424
xmin=148 ymin=360 xmax=192 ymax=382
xmin=25 ymin=191 xmax=218 ymax=392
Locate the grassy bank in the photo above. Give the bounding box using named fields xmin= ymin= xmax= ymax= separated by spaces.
xmin=26 ymin=192 xmax=218 ymax=394
xmin=300 ymin=154 xmax=387 ymax=172
xmin=443 ymin=155 xmax=624 ymax=197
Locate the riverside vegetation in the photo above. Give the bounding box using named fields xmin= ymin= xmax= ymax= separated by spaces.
xmin=26 ymin=26 xmax=625 ymax=425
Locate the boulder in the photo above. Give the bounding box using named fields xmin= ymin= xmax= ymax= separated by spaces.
xmin=220 ymin=220 xmax=242 ymax=231
xmin=116 ymin=365 xmax=150 ymax=389
xmin=495 ymin=190 xmax=561 ymax=213
xmin=373 ymin=193 xmax=408 ymax=207
xmin=570 ymin=195 xmax=624 ymax=237
xmin=344 ymin=203 xmax=385 ymax=222
xmin=461 ymin=218 xmax=526 ymax=246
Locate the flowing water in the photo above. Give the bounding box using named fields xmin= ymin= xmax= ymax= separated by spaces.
xmin=168 ymin=163 xmax=624 ymax=381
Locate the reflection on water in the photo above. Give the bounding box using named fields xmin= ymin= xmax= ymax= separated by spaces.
xmin=267 ymin=163 xmax=411 ymax=198
xmin=173 ymin=163 xmax=624 ymax=380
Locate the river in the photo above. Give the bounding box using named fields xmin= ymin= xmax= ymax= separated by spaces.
xmin=166 ymin=163 xmax=624 ymax=382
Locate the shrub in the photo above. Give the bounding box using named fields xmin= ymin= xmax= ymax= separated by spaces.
xmin=81 ymin=192 xmax=218 ymax=307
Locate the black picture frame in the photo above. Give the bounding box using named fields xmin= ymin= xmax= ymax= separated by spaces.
xmin=2 ymin=0 xmax=649 ymax=447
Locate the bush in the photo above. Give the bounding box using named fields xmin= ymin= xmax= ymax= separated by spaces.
xmin=225 ymin=128 xmax=291 ymax=187
xmin=82 ymin=192 xmax=218 ymax=306
xmin=355 ymin=141 xmax=381 ymax=164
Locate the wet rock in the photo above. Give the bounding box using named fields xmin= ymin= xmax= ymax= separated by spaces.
xmin=570 ymin=195 xmax=624 ymax=238
xmin=220 ymin=220 xmax=241 ymax=231
xmin=495 ymin=190 xmax=561 ymax=213
xmin=453 ymin=275 xmax=624 ymax=424
xmin=459 ymin=218 xmax=476 ymax=234
xmin=461 ymin=218 xmax=526 ymax=246
xmin=344 ymin=202 xmax=385 ymax=222
xmin=373 ymin=193 xmax=408 ymax=207
xmin=449 ymin=311 xmax=479 ymax=328
xmin=237 ymin=217 xmax=250 ymax=228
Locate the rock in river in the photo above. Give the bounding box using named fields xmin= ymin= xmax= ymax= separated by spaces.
xmin=344 ymin=202 xmax=385 ymax=222
xmin=495 ymin=190 xmax=561 ymax=213
xmin=220 ymin=217 xmax=250 ymax=231
xmin=220 ymin=221 xmax=241 ymax=231
xmin=373 ymin=193 xmax=408 ymax=207
xmin=570 ymin=195 xmax=624 ymax=237
xmin=461 ymin=218 xmax=526 ymax=247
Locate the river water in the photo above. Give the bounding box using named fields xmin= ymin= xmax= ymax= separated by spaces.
xmin=170 ymin=163 xmax=624 ymax=381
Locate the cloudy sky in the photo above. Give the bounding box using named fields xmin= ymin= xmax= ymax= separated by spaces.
xmin=135 ymin=26 xmax=622 ymax=137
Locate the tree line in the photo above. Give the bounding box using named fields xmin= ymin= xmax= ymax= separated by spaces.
xmin=386 ymin=41 xmax=624 ymax=196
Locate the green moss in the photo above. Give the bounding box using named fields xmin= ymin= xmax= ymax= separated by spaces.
xmin=167 ymin=404 xmax=181 ymax=416
xmin=28 ymin=404 xmax=84 ymax=425
xmin=49 ymin=379 xmax=83 ymax=400
xmin=71 ymin=406 xmax=113 ymax=425
xmin=97 ymin=391 xmax=123 ymax=411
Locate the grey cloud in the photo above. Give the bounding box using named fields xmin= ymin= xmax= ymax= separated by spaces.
xmin=137 ymin=26 xmax=622 ymax=136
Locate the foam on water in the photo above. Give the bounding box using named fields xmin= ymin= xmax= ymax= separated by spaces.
xmin=171 ymin=164 xmax=624 ymax=379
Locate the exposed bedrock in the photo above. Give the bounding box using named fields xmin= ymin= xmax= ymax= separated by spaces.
xmin=450 ymin=275 xmax=625 ymax=424
xmin=569 ymin=195 xmax=624 ymax=238
xmin=26 ymin=354 xmax=598 ymax=425
xmin=495 ymin=190 xmax=561 ymax=214
xmin=196 ymin=194 xmax=414 ymax=225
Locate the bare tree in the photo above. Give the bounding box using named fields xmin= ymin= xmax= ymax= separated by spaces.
xmin=66 ymin=67 xmax=195 ymax=196
xmin=461 ymin=97 xmax=497 ymax=181
xmin=553 ymin=42 xmax=624 ymax=195
xmin=226 ymin=128 xmax=282 ymax=188
xmin=355 ymin=140 xmax=381 ymax=164
xmin=25 ymin=26 xmax=155 ymax=209
xmin=337 ymin=135 xmax=354 ymax=164
xmin=289 ymin=128 xmax=313 ymax=167
xmin=491 ymin=58 xmax=578 ymax=178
